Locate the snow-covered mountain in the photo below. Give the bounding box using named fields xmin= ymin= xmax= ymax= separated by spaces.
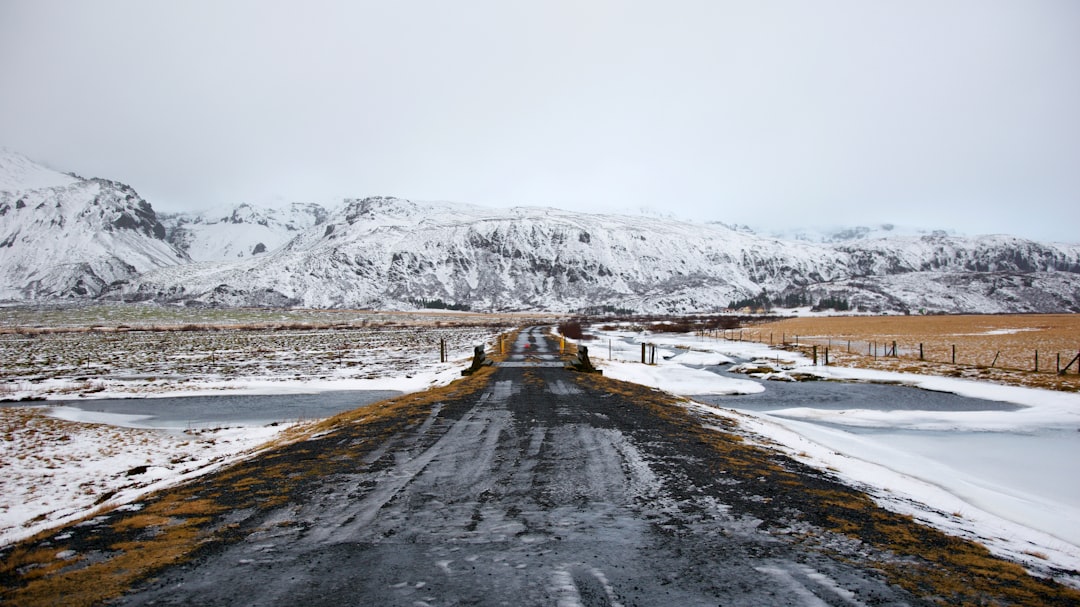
xmin=0 ymin=149 xmax=80 ymax=192
xmin=113 ymin=196 xmax=1080 ymax=314
xmin=159 ymin=203 xmax=329 ymax=261
xmin=120 ymin=197 xmax=829 ymax=310
xmin=3 ymin=151 xmax=1078 ymax=313
xmin=0 ymin=150 xmax=188 ymax=300
xmin=759 ymin=223 xmax=954 ymax=243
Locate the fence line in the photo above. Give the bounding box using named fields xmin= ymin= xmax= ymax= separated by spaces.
xmin=699 ymin=328 xmax=1078 ymax=374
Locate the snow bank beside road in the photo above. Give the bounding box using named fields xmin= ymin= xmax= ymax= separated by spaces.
xmin=0 ymin=406 xmax=294 ymax=547
xmin=584 ymin=327 xmax=1080 ymax=584
xmin=697 ymin=402 xmax=1080 ymax=584
xmin=0 ymin=363 xmax=466 ymax=548
xmin=603 ymin=360 xmax=763 ymax=396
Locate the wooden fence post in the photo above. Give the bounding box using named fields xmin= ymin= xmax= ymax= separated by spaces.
xmin=641 ymin=343 xmax=646 ymax=364
xmin=919 ymin=343 xmax=924 ymax=361
xmin=1034 ymin=351 xmax=1038 ymax=372
xmin=1061 ymin=352 xmax=1080 ymax=375
xmin=813 ymin=345 xmax=818 ymax=365
xmin=952 ymin=345 xmax=956 ymax=365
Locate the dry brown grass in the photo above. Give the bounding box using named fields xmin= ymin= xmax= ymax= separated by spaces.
xmin=748 ymin=314 xmax=1080 ymax=391
xmin=0 ymin=307 xmax=561 ymax=335
xmin=0 ymin=499 xmax=219 ymax=607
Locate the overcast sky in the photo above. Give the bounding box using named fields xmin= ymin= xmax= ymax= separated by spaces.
xmin=2 ymin=1 xmax=1078 ymax=241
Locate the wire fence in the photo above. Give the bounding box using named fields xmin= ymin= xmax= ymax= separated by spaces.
xmin=702 ymin=328 xmax=1080 ymax=375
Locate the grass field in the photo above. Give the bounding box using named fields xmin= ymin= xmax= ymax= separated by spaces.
xmin=0 ymin=305 xmax=555 ymax=400
xmin=0 ymin=304 xmax=553 ymax=332
xmin=749 ymin=314 xmax=1080 ymax=391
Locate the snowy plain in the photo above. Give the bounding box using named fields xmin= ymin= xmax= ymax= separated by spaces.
xmin=0 ymin=337 xmax=483 ymax=547
xmin=2 ymin=322 xmax=1078 ymax=588
xmin=586 ymin=327 xmax=1080 ymax=584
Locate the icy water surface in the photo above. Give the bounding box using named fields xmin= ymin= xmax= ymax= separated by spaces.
xmin=693 ymin=365 xmax=1080 ymax=545
xmin=45 ymin=390 xmax=402 ymax=428
xmin=699 ymin=369 xmax=1022 ymax=412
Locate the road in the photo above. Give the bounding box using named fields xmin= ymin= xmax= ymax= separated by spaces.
xmin=113 ymin=328 xmax=919 ymax=606
xmin=7 ymin=328 xmax=1074 ymax=606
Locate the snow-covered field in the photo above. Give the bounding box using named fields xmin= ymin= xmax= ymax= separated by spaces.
xmin=584 ymin=327 xmax=1080 ymax=584
xmin=0 ymin=319 xmax=502 ymax=546
xmin=3 ymin=317 xmax=1078 ymax=587
xmin=0 ymin=406 xmax=292 ymax=547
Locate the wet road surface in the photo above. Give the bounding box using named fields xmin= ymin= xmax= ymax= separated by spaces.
xmin=112 ymin=328 xmax=922 ymax=606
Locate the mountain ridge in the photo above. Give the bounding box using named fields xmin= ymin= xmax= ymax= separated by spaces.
xmin=2 ymin=152 xmax=1078 ymax=313
xmin=116 ymin=196 xmax=1080 ymax=314
xmin=0 ymin=150 xmax=189 ymax=300
xmin=159 ymin=202 xmax=329 ymax=261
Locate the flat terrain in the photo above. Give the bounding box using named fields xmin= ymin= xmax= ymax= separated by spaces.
xmin=0 ymin=305 xmax=544 ymax=399
xmin=0 ymin=306 xmax=533 ymax=545
xmin=752 ymin=314 xmax=1080 ymax=391
xmin=3 ymin=329 xmax=1077 ymax=606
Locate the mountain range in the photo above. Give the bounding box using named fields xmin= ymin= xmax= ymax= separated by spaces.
xmin=2 ymin=149 xmax=1078 ymax=314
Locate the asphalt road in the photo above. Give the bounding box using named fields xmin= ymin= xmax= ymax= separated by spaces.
xmin=111 ymin=328 xmax=924 ymax=607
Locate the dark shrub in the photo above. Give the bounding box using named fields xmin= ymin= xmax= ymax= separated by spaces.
xmin=558 ymin=320 xmax=584 ymax=340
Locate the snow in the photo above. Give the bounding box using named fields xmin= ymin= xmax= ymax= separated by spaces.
xmin=4 ymin=320 xmax=1079 ymax=585
xmin=4 ymin=177 xmax=1080 ymax=310
xmin=0 ymin=405 xmax=291 ymax=547
xmin=604 ymin=359 xmax=764 ymax=396
xmin=24 ymin=366 xmax=470 ymax=406
xmin=0 ymin=173 xmax=188 ymax=299
xmin=803 ymin=365 xmax=1080 ymax=431
xmin=160 ymin=202 xmax=327 ymax=262
xmin=583 ymin=327 xmax=1080 ymax=583
xmin=0 ymin=361 xmax=467 ymax=547
xmin=120 ymin=196 xmax=1080 ymax=313
xmin=698 ymin=408 xmax=1080 ymax=582
xmin=960 ymin=328 xmax=1041 ymax=336
xmin=0 ymin=149 xmax=80 ymax=192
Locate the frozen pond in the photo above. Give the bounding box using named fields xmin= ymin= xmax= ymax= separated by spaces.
xmin=850 ymin=427 xmax=1080 ymax=509
xmin=703 ymin=372 xmax=1024 ymax=412
xmin=693 ymin=366 xmax=1080 ymax=547
xmin=38 ymin=390 xmax=402 ymax=429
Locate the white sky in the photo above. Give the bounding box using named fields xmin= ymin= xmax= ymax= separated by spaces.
xmin=2 ymin=1 xmax=1078 ymax=241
